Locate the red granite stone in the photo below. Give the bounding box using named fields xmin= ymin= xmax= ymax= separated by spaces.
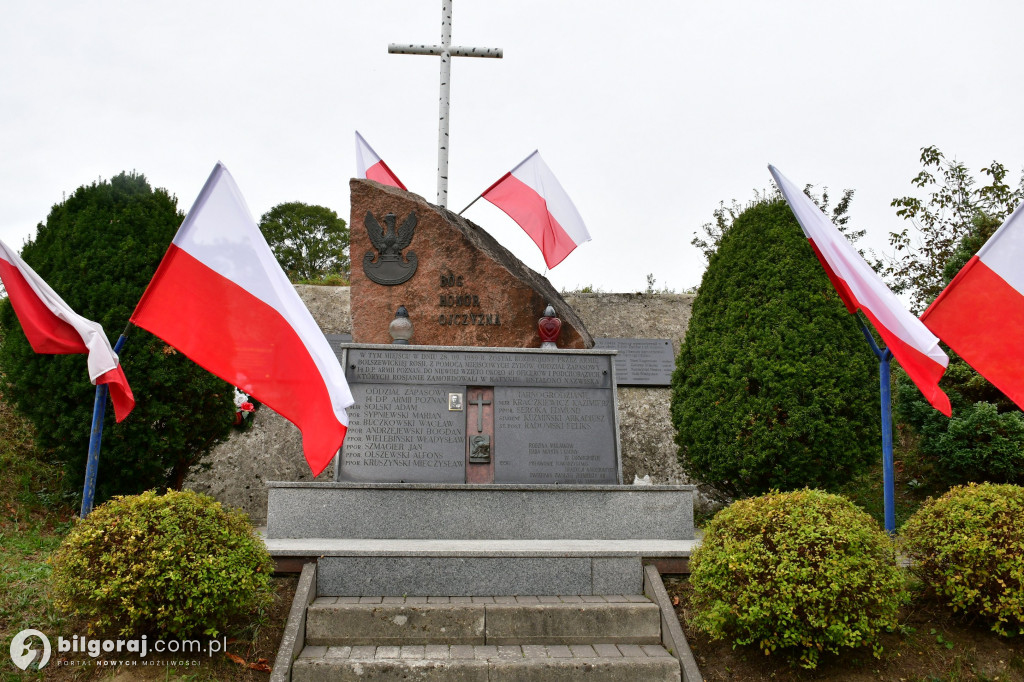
xmin=350 ymin=179 xmax=592 ymax=348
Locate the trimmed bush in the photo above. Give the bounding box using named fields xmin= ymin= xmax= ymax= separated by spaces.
xmin=50 ymin=490 xmax=273 ymax=638
xmin=901 ymin=483 xmax=1024 ymax=635
xmin=671 ymin=198 xmax=879 ymax=498
xmin=689 ymin=489 xmax=906 ymax=668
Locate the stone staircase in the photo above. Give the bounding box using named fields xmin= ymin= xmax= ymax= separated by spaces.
xmin=266 ymin=481 xmax=700 ymax=680
xmin=292 ymin=594 xmax=680 ymax=681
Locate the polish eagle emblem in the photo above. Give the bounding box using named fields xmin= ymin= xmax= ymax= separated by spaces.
xmin=362 ymin=210 xmax=418 ymax=285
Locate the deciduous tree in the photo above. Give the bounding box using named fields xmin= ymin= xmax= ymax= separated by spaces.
xmin=885 ymin=146 xmax=1024 ymax=314
xmin=258 ymin=202 xmax=349 ymax=283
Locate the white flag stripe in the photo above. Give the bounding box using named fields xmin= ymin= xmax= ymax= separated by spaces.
xmin=510 ymin=151 xmax=591 ymax=245
xmin=355 ymin=131 xmax=382 ymax=179
xmin=0 ymin=239 xmax=119 ymax=383
xmin=977 ymin=201 xmax=1024 ymax=296
xmin=173 ymin=163 xmax=352 ymax=422
xmin=769 ymin=166 xmax=946 ymax=366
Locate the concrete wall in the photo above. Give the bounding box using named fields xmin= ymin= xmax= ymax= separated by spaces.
xmin=185 ymin=286 xmax=705 ymax=524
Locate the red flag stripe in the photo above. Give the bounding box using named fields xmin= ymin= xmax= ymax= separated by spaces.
xmin=770 ymin=165 xmax=949 ymax=415
xmin=0 ymin=243 xmax=134 ymax=422
xmin=810 ymin=238 xmax=951 ymax=415
xmin=131 ymin=244 xmax=346 ymax=475
xmin=0 ymin=257 xmax=88 ymax=354
xmin=95 ymin=365 xmax=136 ymax=423
xmin=922 ymin=256 xmax=1024 ymax=410
xmin=366 ymin=160 xmax=407 ymax=191
xmin=483 ymin=173 xmax=579 ymax=269
xmin=862 ymin=306 xmax=952 ymax=415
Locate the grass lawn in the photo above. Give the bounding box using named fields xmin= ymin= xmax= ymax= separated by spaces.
xmin=0 ymin=394 xmax=295 ymax=681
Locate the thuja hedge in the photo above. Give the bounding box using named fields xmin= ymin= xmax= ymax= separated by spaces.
xmin=671 ymin=198 xmax=879 ymax=497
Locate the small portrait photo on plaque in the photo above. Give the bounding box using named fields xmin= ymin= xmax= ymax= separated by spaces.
xmin=448 ymin=392 xmax=464 ymax=411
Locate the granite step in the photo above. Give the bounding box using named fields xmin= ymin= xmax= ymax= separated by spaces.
xmin=266 ymin=482 xmax=696 ymax=541
xmin=318 ymin=554 xmax=642 ymax=597
xmin=265 ymin=538 xmax=694 ymax=596
xmin=291 ymin=643 xmax=681 ymax=682
xmin=305 ymin=595 xmax=662 ymax=647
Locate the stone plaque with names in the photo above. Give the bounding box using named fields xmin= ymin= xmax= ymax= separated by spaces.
xmin=336 ymin=345 xmax=620 ymax=484
xmin=339 ymin=383 xmax=465 ymax=483
xmin=493 ymin=387 xmax=618 ymax=484
xmin=592 ymin=338 xmax=675 ymax=386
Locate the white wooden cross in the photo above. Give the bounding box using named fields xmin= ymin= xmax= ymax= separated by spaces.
xmin=389 ymin=0 xmax=502 ymax=208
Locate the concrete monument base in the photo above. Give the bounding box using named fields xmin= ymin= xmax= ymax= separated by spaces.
xmin=264 ymin=481 xmax=695 ymax=596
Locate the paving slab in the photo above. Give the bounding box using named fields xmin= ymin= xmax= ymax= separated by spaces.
xmin=306 ymin=602 xmax=485 ymax=646
xmin=292 ymin=643 xmax=681 ymax=681
xmin=484 ymin=601 xmax=662 ymax=645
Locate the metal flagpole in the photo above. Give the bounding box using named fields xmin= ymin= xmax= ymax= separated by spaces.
xmin=458 ymin=194 xmax=482 ymax=215
xmin=856 ymin=315 xmax=896 ymax=534
xmin=80 ymin=329 xmax=129 ymax=518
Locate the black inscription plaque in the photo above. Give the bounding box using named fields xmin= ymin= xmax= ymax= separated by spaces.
xmin=340 ymin=383 xmax=465 ymax=483
xmin=493 ymin=387 xmax=618 ymax=484
xmin=592 ymin=338 xmax=675 ymax=386
xmin=338 ymin=345 xmax=620 ymax=485
xmin=346 ymin=348 xmax=610 ymax=389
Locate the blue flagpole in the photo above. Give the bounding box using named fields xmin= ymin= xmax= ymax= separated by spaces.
xmin=857 ymin=316 xmax=896 ymax=534
xmin=80 ymin=333 xmax=128 ymax=518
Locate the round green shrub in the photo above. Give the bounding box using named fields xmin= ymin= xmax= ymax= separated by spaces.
xmin=671 ymin=198 xmax=879 ymax=498
xmin=50 ymin=490 xmax=274 ymax=638
xmin=901 ymin=483 xmax=1024 ymax=635
xmin=689 ymin=489 xmax=906 ymax=669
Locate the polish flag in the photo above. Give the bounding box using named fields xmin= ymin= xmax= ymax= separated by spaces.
xmin=482 ymin=150 xmax=591 ymax=269
xmin=130 ymin=163 xmax=354 ymax=476
xmin=0 ymin=239 xmax=134 ymax=421
xmin=921 ymin=201 xmax=1024 ymax=410
xmin=769 ymin=165 xmax=951 ymax=416
xmin=355 ymin=131 xmax=407 ymax=190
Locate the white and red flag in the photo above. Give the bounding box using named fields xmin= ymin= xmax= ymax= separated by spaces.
xmin=769 ymin=165 xmax=951 ymax=416
xmin=482 ymin=150 xmax=591 ymax=269
xmin=921 ymin=201 xmax=1024 ymax=410
xmin=0 ymin=239 xmax=134 ymax=421
xmin=130 ymin=163 xmax=353 ymax=476
xmin=355 ymin=131 xmax=407 ymax=190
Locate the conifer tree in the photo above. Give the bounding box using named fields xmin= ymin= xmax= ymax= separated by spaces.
xmin=0 ymin=172 xmax=234 ymax=503
xmin=671 ymin=198 xmax=879 ymax=497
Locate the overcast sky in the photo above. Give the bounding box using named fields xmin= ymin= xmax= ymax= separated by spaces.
xmin=2 ymin=1 xmax=1022 ymax=295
